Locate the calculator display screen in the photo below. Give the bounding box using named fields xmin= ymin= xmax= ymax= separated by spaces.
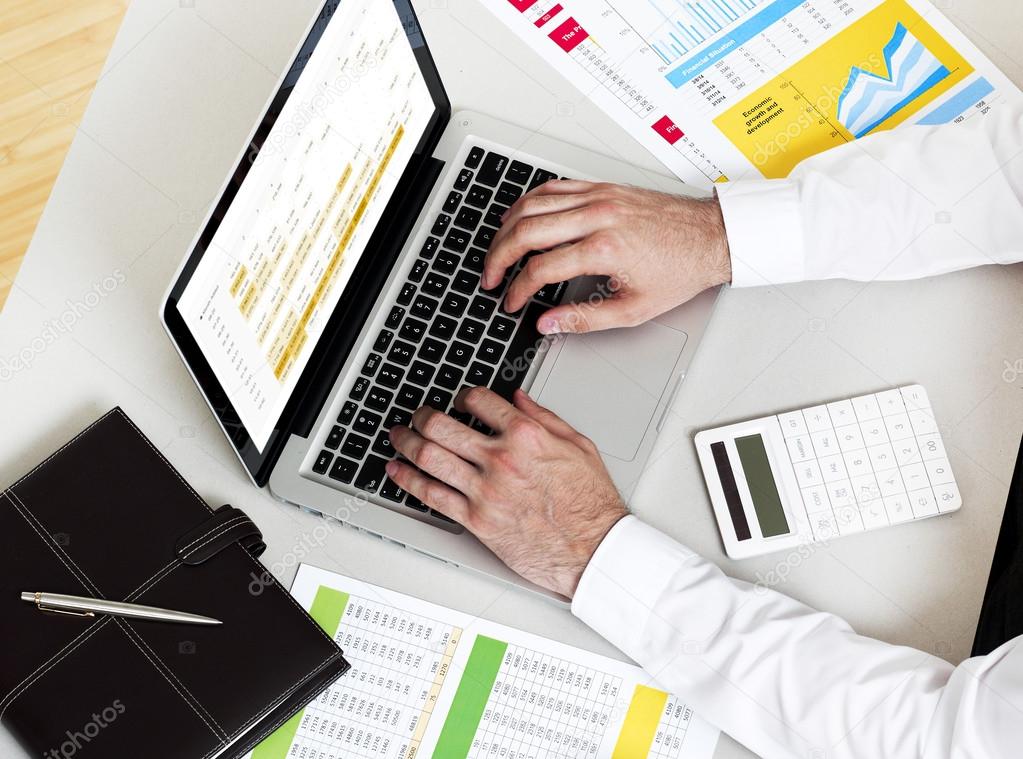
xmin=735 ymin=435 xmax=790 ymax=537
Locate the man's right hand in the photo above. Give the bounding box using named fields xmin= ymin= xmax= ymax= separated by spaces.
xmin=484 ymin=181 xmax=732 ymax=335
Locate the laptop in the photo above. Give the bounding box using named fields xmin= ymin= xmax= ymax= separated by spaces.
xmin=161 ymin=0 xmax=718 ymax=601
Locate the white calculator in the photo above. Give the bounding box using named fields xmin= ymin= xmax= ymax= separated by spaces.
xmin=695 ymin=385 xmax=962 ymax=559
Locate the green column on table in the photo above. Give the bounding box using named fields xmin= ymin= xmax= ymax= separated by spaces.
xmin=432 ymin=635 xmax=508 ymax=759
xmin=252 ymin=586 xmax=349 ymax=759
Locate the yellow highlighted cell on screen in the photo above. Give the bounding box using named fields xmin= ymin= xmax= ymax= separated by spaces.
xmin=612 ymin=685 xmax=668 ymax=759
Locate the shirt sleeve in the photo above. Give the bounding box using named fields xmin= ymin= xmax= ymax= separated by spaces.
xmin=717 ymin=98 xmax=1023 ymax=287
xmin=572 ymin=516 xmax=1023 ymax=759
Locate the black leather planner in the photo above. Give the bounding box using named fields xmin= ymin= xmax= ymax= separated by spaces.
xmin=0 ymin=408 xmax=350 ymax=758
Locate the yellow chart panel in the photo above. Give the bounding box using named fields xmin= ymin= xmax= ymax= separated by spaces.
xmin=714 ymin=0 xmax=973 ymax=178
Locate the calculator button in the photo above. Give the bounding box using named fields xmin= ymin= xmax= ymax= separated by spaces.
xmin=803 ymin=405 xmax=832 ymax=433
xmin=917 ymin=433 xmax=947 ymax=461
xmin=933 ymin=482 xmax=962 ymax=513
xmin=924 ymin=457 xmax=955 ymax=485
xmin=785 ymin=435 xmax=813 ymax=463
xmin=860 ymin=500 xmax=889 ymax=530
xmin=860 ymin=421 xmax=889 ymax=447
xmin=835 ymin=505 xmax=864 ymax=534
xmin=810 ymin=430 xmax=838 ymax=457
xmin=835 ymin=424 xmax=865 ymax=453
xmin=884 ymin=413 xmax=913 ymax=441
xmin=810 ymin=513 xmax=838 ymax=541
xmin=876 ymin=468 xmax=905 ymax=497
xmin=900 ymin=384 xmax=931 ymax=412
xmin=867 ymin=442 xmax=896 ymax=471
xmin=818 ymin=454 xmax=848 ymax=483
xmin=850 ymin=474 xmax=881 ymax=504
xmin=794 ymin=460 xmax=823 ymax=487
xmin=842 ymin=450 xmax=872 ymax=479
xmin=876 ymin=389 xmax=905 ymax=416
xmin=801 ymin=485 xmax=830 ymax=514
xmin=894 ymin=439 xmax=922 ymax=466
xmin=908 ymin=409 xmax=938 ymax=436
xmin=827 ymin=400 xmax=855 ymax=428
xmin=777 ymin=411 xmax=807 ymax=438
xmin=909 ymin=488 xmax=939 ymax=518
xmin=901 ymin=463 xmax=929 ymax=492
xmin=883 ymin=494 xmax=914 ymax=524
xmin=851 ymin=394 xmax=882 ymax=421
xmin=828 ymin=480 xmax=855 ymax=509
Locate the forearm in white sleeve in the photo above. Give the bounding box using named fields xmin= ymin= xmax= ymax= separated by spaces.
xmin=573 ymin=516 xmax=1023 ymax=759
xmin=717 ymin=99 xmax=1023 ymax=286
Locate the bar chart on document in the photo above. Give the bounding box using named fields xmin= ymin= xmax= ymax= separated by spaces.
xmin=487 ymin=0 xmax=1020 ymax=186
xmin=246 ymin=565 xmax=720 ymax=759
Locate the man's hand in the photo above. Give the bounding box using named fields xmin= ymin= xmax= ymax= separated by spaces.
xmin=386 ymin=387 xmax=628 ymax=599
xmin=485 ymin=181 xmax=731 ymax=335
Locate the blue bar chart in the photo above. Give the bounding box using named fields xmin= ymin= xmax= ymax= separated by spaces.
xmin=640 ymin=0 xmax=768 ymax=63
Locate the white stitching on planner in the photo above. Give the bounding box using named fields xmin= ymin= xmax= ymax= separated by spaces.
xmin=180 ymin=518 xmax=250 ymax=560
xmin=178 ymin=515 xmax=249 ymax=555
xmin=116 ymin=618 xmax=228 ymax=739
xmin=4 ymin=492 xmax=96 ymax=595
xmin=114 ymin=620 xmax=225 ymax=742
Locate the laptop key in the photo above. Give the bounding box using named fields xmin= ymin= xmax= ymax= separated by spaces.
xmin=377 ymin=364 xmax=403 ymax=389
xmin=444 ymin=191 xmax=462 ymax=215
xmin=374 ymin=329 xmax=394 ymax=352
xmin=313 ymin=450 xmax=333 ymax=475
xmin=355 ymin=456 xmax=388 ymax=493
xmin=444 ymin=228 xmax=471 ymax=253
xmin=468 ymin=295 xmax=497 ymax=321
xmin=485 ymin=204 xmax=507 ymax=228
xmin=473 ymin=226 xmax=497 ymax=251
xmin=490 ymin=302 xmax=545 ymax=402
xmin=430 ymin=315 xmax=457 ymax=340
xmin=496 ymin=182 xmax=522 ymax=207
xmin=466 ymin=185 xmax=493 ymax=209
xmin=354 ymin=410 xmax=382 ymax=436
xmin=425 ymin=388 xmax=453 ymax=411
xmin=405 ymin=494 xmax=429 ymax=512
xmin=422 ymin=273 xmax=449 ymax=298
xmin=488 ymin=316 xmax=516 ymax=341
xmin=338 ymin=401 xmax=358 ymax=425
xmin=431 ymin=214 xmax=451 ymax=236
xmin=361 ymin=353 xmax=383 ymax=377
xmin=399 ymin=317 xmax=428 ymax=344
xmin=384 ymin=408 xmax=412 ymax=429
xmin=396 ymin=383 xmax=425 ymax=410
xmin=449 ymin=409 xmax=472 ymax=425
xmin=457 ymin=319 xmax=486 ymax=344
xmin=418 ymin=338 xmax=446 ymax=363
xmin=507 ymin=160 xmax=533 ymax=185
xmin=431 ymin=509 xmax=457 ymax=524
xmin=441 ymin=293 xmax=469 ymax=317
xmin=463 ymin=248 xmax=486 ymax=273
xmin=351 ymin=377 xmax=370 ymax=401
xmin=446 ymin=341 xmax=473 ymax=367
xmin=465 ymin=146 xmax=485 ymax=169
xmin=397 ymin=282 xmax=416 ymax=306
xmin=380 ymin=477 xmax=407 ymax=503
xmin=436 ymin=364 xmax=463 ymax=390
xmin=420 ymin=236 xmax=440 ymax=260
xmin=373 ymin=430 xmax=395 ymax=457
xmin=452 ymin=271 xmax=480 ymax=295
xmin=454 ymin=168 xmax=474 ymax=191
xmin=478 ymin=152 xmax=509 ymax=186
xmin=325 ymin=426 xmax=345 ymax=450
xmin=535 ymin=280 xmax=568 ymax=305
xmin=412 ymin=296 xmax=438 ymax=321
xmin=341 ymin=433 xmax=371 ymax=459
xmin=365 ymin=387 xmax=393 ymax=413
xmin=328 ymin=457 xmax=358 ymax=484
xmin=433 ymin=250 xmax=460 ymax=275
xmin=454 ymin=207 xmax=483 ymax=230
xmin=408 ymin=361 xmax=435 ymax=387
xmin=385 ymin=307 xmax=404 ymax=330
xmin=409 ymin=259 xmax=429 ymax=283
xmin=466 ymin=361 xmax=494 ymax=386
xmin=477 ymin=339 xmax=504 ymax=365
xmin=388 ymin=340 xmax=416 ymax=366
xmin=528 ymin=168 xmax=559 ymax=190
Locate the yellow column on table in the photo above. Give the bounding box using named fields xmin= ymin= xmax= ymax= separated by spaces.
xmin=612 ymin=685 xmax=668 ymax=758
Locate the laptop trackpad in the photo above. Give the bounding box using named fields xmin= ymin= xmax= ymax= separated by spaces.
xmin=535 ymin=321 xmax=687 ymax=462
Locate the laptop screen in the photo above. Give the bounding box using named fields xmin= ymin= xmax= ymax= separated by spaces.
xmin=176 ymin=0 xmax=436 ymax=451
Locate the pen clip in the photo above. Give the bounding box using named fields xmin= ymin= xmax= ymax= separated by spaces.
xmin=31 ymin=592 xmax=95 ymax=619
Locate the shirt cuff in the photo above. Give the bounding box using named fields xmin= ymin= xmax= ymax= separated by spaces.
xmin=716 ymin=179 xmax=806 ymax=288
xmin=571 ymin=515 xmax=697 ymax=657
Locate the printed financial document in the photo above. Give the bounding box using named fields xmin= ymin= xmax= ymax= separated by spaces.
xmin=246 ymin=564 xmax=720 ymax=759
xmin=485 ymin=0 xmax=1020 ymax=187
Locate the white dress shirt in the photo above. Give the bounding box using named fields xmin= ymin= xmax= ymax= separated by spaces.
xmin=573 ymin=101 xmax=1023 ymax=759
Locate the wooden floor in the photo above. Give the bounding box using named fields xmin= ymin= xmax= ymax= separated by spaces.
xmin=0 ymin=0 xmax=129 ymax=311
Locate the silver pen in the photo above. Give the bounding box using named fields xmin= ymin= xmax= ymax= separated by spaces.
xmin=20 ymin=591 xmax=222 ymax=626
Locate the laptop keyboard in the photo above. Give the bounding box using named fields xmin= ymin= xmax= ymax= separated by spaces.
xmin=312 ymin=146 xmax=568 ymax=528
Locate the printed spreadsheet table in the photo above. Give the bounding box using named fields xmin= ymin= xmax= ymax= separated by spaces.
xmin=246 ymin=565 xmax=719 ymax=759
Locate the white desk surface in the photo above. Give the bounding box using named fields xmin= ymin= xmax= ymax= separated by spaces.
xmin=2 ymin=1 xmax=1021 ymax=757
